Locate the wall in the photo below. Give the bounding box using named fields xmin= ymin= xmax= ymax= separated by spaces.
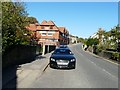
xmin=2 ymin=45 xmax=41 ymax=68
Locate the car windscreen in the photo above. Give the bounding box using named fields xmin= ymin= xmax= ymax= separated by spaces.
xmin=53 ymin=49 xmax=72 ymax=55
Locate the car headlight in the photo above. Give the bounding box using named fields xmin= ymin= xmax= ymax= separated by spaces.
xmin=71 ymin=59 xmax=75 ymax=62
xmin=50 ymin=58 xmax=55 ymax=61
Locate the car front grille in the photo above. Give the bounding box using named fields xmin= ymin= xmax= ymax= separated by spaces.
xmin=56 ymin=60 xmax=69 ymax=63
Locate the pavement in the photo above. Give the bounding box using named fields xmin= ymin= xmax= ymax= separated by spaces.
xmin=2 ymin=52 xmax=51 ymax=88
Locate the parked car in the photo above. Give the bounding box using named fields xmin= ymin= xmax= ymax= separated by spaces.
xmin=59 ymin=45 xmax=68 ymax=48
xmin=49 ymin=48 xmax=76 ymax=69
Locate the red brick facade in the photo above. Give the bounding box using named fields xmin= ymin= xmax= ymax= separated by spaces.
xmin=26 ymin=20 xmax=69 ymax=46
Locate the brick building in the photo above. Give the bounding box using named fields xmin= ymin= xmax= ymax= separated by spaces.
xmin=26 ymin=20 xmax=69 ymax=46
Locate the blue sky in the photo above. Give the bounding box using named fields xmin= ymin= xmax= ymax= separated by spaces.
xmin=25 ymin=2 xmax=118 ymax=38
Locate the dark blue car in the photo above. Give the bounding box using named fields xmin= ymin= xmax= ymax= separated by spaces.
xmin=49 ymin=48 xmax=76 ymax=69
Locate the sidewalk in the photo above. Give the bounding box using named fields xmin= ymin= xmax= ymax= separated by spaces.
xmin=2 ymin=52 xmax=51 ymax=88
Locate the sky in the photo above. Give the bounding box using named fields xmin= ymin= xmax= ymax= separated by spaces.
xmin=25 ymin=2 xmax=118 ymax=38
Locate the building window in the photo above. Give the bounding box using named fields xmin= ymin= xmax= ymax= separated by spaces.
xmin=41 ymin=33 xmax=46 ymax=36
xmin=47 ymin=33 xmax=53 ymax=36
xmin=50 ymin=26 xmax=53 ymax=29
xmin=38 ymin=31 xmax=47 ymax=33
xmin=41 ymin=26 xmax=44 ymax=29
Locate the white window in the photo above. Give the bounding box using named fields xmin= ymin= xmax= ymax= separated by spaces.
xmin=47 ymin=33 xmax=53 ymax=36
xmin=38 ymin=31 xmax=47 ymax=33
xmin=41 ymin=33 xmax=47 ymax=36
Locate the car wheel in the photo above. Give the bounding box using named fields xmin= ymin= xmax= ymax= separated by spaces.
xmin=72 ymin=64 xmax=76 ymax=69
xmin=73 ymin=66 xmax=75 ymax=69
xmin=50 ymin=64 xmax=56 ymax=69
xmin=50 ymin=64 xmax=53 ymax=68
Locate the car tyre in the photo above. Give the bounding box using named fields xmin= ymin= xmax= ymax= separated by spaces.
xmin=73 ymin=66 xmax=76 ymax=69
xmin=50 ymin=64 xmax=53 ymax=68
xmin=73 ymin=64 xmax=76 ymax=69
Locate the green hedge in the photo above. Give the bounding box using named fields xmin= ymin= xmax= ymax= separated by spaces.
xmin=103 ymin=50 xmax=120 ymax=61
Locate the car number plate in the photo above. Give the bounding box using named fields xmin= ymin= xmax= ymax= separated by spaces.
xmin=57 ymin=62 xmax=68 ymax=65
xmin=57 ymin=61 xmax=69 ymax=65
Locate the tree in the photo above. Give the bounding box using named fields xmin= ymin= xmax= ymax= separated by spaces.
xmin=85 ymin=38 xmax=99 ymax=46
xmin=2 ymin=2 xmax=30 ymax=53
xmin=103 ymin=31 xmax=111 ymax=49
xmin=78 ymin=37 xmax=85 ymax=43
xmin=109 ymin=25 xmax=120 ymax=49
xmin=27 ymin=17 xmax=38 ymax=24
xmin=97 ymin=28 xmax=105 ymax=46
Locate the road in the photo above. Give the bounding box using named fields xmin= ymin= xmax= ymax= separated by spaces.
xmin=4 ymin=43 xmax=118 ymax=88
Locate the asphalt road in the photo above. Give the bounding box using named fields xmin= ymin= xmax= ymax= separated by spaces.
xmin=4 ymin=43 xmax=118 ymax=88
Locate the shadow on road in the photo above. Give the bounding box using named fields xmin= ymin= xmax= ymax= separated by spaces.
xmin=55 ymin=68 xmax=75 ymax=70
xmin=50 ymin=66 xmax=75 ymax=70
xmin=2 ymin=54 xmax=47 ymax=89
xmin=2 ymin=66 xmax=18 ymax=89
xmin=35 ymin=55 xmax=46 ymax=60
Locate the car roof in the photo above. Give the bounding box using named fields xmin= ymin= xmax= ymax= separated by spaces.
xmin=59 ymin=45 xmax=67 ymax=47
xmin=56 ymin=47 xmax=70 ymax=50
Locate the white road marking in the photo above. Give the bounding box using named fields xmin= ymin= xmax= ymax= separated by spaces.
xmin=102 ymin=69 xmax=118 ymax=80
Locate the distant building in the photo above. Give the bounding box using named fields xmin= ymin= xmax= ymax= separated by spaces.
xmin=69 ymin=35 xmax=77 ymax=44
xmin=90 ymin=28 xmax=105 ymax=45
xmin=90 ymin=32 xmax=98 ymax=39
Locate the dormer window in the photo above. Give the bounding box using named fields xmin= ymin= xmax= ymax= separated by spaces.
xmin=50 ymin=26 xmax=53 ymax=29
xmin=41 ymin=26 xmax=44 ymax=29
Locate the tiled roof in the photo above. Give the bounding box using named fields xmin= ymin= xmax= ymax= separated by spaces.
xmin=58 ymin=27 xmax=65 ymax=33
xmin=37 ymin=20 xmax=59 ymax=30
xmin=26 ymin=21 xmax=69 ymax=33
xmin=52 ymin=26 xmax=59 ymax=30
xmin=40 ymin=20 xmax=55 ymax=25
xmin=47 ymin=21 xmax=55 ymax=25
xmin=36 ymin=25 xmax=59 ymax=30
xmin=40 ymin=20 xmax=47 ymax=25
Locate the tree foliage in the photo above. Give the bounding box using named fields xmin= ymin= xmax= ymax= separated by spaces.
xmin=95 ymin=24 xmax=120 ymax=50
xmin=85 ymin=38 xmax=99 ymax=46
xmin=2 ymin=2 xmax=31 ymax=53
xmin=77 ymin=37 xmax=85 ymax=43
xmin=27 ymin=17 xmax=38 ymax=24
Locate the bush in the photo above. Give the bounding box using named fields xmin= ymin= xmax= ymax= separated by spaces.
xmin=85 ymin=38 xmax=99 ymax=46
xmin=103 ymin=50 xmax=119 ymax=61
xmin=112 ymin=52 xmax=119 ymax=61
